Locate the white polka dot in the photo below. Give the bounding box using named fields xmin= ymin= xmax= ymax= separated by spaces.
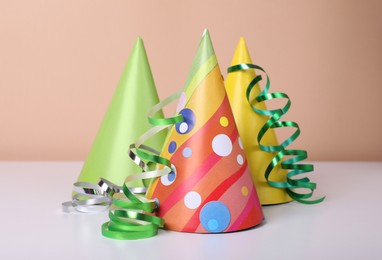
xmin=238 ymin=137 xmax=243 ymax=149
xmin=182 ymin=147 xmax=193 ymax=158
xmin=237 ymin=154 xmax=244 ymax=165
xmin=161 ymin=165 xmax=177 ymax=186
xmin=212 ymin=134 xmax=233 ymax=157
xmin=184 ymin=191 xmax=202 ymax=209
xmin=179 ymin=122 xmax=189 ymax=133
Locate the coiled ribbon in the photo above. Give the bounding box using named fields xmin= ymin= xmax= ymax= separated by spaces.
xmin=62 ymin=178 xmax=146 ymax=213
xmin=227 ymin=63 xmax=325 ymax=204
xmin=63 ymin=91 xmax=184 ymax=239
xmin=101 ymin=90 xmax=185 ymax=239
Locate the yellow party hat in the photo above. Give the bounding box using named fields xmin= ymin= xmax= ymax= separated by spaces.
xmin=225 ymin=38 xmax=292 ymax=205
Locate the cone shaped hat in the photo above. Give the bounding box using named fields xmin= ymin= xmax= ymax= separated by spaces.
xmin=147 ymin=31 xmax=263 ymax=233
xmin=78 ymin=37 xmax=166 ymax=187
xmin=225 ymin=38 xmax=292 ymax=205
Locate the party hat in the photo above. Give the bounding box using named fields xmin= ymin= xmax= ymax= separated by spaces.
xmin=146 ymin=30 xmax=263 ymax=233
xmin=78 ymin=37 xmax=166 ymax=187
xmin=225 ymin=38 xmax=292 ymax=205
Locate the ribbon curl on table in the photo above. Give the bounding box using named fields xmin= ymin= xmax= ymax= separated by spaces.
xmin=227 ymin=63 xmax=325 ymax=204
xmin=101 ymin=90 xmax=185 ymax=239
xmin=62 ymin=179 xmax=146 ymax=213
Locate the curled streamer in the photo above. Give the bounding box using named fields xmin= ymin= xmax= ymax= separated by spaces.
xmin=227 ymin=63 xmax=324 ymax=204
xmin=102 ymin=91 xmax=185 ymax=239
xmin=62 ymin=179 xmax=146 ymax=213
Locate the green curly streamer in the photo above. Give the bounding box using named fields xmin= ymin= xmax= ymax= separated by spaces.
xmin=227 ymin=63 xmax=325 ymax=204
xmin=101 ymin=182 xmax=164 ymax=240
xmin=102 ymin=91 xmax=184 ymax=240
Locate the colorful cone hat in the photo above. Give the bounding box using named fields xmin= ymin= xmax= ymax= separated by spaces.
xmin=146 ymin=30 xmax=263 ymax=233
xmin=225 ymin=38 xmax=292 ymax=205
xmin=78 ymin=37 xmax=167 ymax=187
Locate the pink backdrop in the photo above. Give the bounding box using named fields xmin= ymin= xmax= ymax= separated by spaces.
xmin=1 ymin=0 xmax=381 ymax=161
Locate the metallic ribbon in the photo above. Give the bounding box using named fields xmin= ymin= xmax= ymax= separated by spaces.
xmin=62 ymin=178 xmax=146 ymax=213
xmin=227 ymin=63 xmax=325 ymax=204
xmin=102 ymin=90 xmax=184 ymax=239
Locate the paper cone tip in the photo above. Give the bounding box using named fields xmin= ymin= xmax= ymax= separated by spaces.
xmin=200 ymin=29 xmax=214 ymax=52
xmin=134 ymin=36 xmax=144 ymax=47
xmin=128 ymin=37 xmax=149 ymax=66
xmin=231 ymin=37 xmax=252 ymax=65
xmin=238 ymin=37 xmax=246 ymax=45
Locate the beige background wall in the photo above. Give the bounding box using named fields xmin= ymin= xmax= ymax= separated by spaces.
xmin=1 ymin=0 xmax=381 ymax=161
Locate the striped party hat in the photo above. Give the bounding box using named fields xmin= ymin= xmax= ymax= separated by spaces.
xmin=146 ymin=30 xmax=263 ymax=233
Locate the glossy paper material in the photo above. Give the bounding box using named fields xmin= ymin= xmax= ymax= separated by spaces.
xmin=225 ymin=38 xmax=292 ymax=205
xmin=147 ymin=31 xmax=263 ymax=233
xmin=78 ymin=37 xmax=166 ymax=187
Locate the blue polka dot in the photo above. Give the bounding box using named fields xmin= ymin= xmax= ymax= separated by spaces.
xmin=167 ymin=171 xmax=176 ymax=182
xmin=176 ymin=108 xmax=196 ymax=134
xmin=160 ymin=166 xmax=177 ymax=186
xmin=182 ymin=147 xmax=192 ymax=158
xmin=208 ymin=219 xmax=218 ymax=230
xmin=168 ymin=141 xmax=177 ymax=154
xmin=199 ymin=201 xmax=231 ymax=233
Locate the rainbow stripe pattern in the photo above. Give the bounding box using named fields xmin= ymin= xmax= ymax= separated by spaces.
xmin=146 ymin=30 xmax=263 ymax=233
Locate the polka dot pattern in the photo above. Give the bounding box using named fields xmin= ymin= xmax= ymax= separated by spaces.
xmin=212 ymin=134 xmax=233 ymax=157
xmin=176 ymin=108 xmax=196 ymax=135
xmin=241 ymin=186 xmax=249 ymax=196
xmin=161 ymin=168 xmax=177 ymax=186
xmin=147 ymin=68 xmax=264 ymax=233
xmin=184 ymin=191 xmax=202 ymax=209
xmin=178 ymin=122 xmax=189 ymax=134
xmin=182 ymin=147 xmax=193 ymax=158
xmin=199 ymin=201 xmax=231 ymax=233
xmin=237 ymin=154 xmax=244 ymax=165
xmin=168 ymin=141 xmax=177 ymax=154
xmin=220 ymin=116 xmax=228 ymax=127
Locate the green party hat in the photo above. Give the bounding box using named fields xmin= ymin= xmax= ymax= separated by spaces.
xmin=78 ymin=37 xmax=166 ymax=187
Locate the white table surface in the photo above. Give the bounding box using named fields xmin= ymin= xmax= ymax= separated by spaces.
xmin=0 ymin=161 xmax=381 ymax=260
